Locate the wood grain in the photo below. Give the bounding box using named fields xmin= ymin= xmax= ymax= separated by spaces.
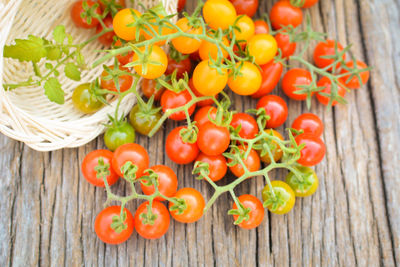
xmin=0 ymin=0 xmax=399 ymax=266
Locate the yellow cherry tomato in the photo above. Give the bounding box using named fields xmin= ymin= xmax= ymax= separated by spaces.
xmin=262 ymin=180 xmax=295 ymax=215
xmin=286 ymin=166 xmax=319 ymax=197
xmin=192 ymin=60 xmax=228 ymax=96
xmin=203 ymin=0 xmax=237 ymax=30
xmin=234 ymin=15 xmax=255 ymax=42
xmin=113 ymin=8 xmax=142 ymax=41
xmin=247 ymin=34 xmax=278 ymax=65
xmin=258 ymin=129 xmax=284 ymax=164
xmin=199 ymin=36 xmax=229 ymax=61
xmin=171 ymin=18 xmax=203 ymax=54
xmin=132 ymin=45 xmax=168 ymax=79
xmin=228 ymin=61 xmax=261 ymax=95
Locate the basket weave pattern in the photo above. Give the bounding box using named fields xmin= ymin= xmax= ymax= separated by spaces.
xmin=0 ymin=0 xmax=177 ymax=151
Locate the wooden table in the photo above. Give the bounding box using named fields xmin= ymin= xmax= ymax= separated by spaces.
xmin=1 ymin=0 xmax=399 ymax=266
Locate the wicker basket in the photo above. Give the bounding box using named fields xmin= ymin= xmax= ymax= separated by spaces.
xmin=0 ymin=0 xmax=177 ymax=151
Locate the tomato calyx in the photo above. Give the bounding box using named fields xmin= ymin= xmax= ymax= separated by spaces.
xmin=99 ymin=0 xmax=125 ymax=17
xmin=139 ymin=202 xmax=158 ymax=225
xmin=168 ymin=43 xmax=190 ymax=63
xmin=139 ymin=168 xmax=160 ymax=187
xmin=157 ymin=71 xmax=189 ymax=93
xmin=179 ymin=125 xmax=198 ymax=144
xmin=286 ymin=166 xmax=314 ymax=192
xmin=110 ymin=211 xmax=128 ymax=233
xmin=192 ymin=161 xmax=211 ymax=180
xmin=169 ymin=197 xmax=187 ymax=215
xmin=262 ymin=186 xmax=286 ymax=211
xmin=94 ymin=157 xmax=111 ymax=179
xmin=228 ymin=202 xmax=251 ymax=225
xmin=80 ymin=1 xmax=102 ymax=26
xmin=100 ymin=62 xmax=133 ymax=92
xmin=338 ymin=57 xmax=372 ymax=88
xmin=120 ymin=161 xmax=139 ymax=181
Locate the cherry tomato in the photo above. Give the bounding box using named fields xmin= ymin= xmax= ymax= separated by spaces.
xmin=254 ymin=20 xmax=269 ymax=34
xmin=72 ymin=83 xmax=104 ymax=114
xmin=230 ymin=113 xmax=258 ymax=139
xmin=95 ymin=206 xmax=134 ymax=244
xmin=104 ymin=121 xmax=136 ymax=151
xmin=270 ymin=0 xmax=303 ymax=30
xmin=197 ymin=122 xmax=230 ymax=156
xmin=195 ymin=153 xmax=227 ymax=182
xmin=199 ymin=36 xmax=229 ymax=61
xmin=316 ymin=76 xmax=346 ymax=106
xmin=192 ymin=60 xmax=228 ymax=96
xmin=281 ymin=68 xmax=312 ymax=101
xmin=113 ymin=8 xmax=142 ymax=41
xmin=258 ymin=129 xmax=284 ymax=164
xmin=129 ymin=103 xmax=162 ymax=136
xmin=160 ymin=89 xmax=196 ymax=121
xmin=114 ymin=40 xmax=134 ymax=66
xmin=286 ymin=166 xmax=319 ymax=197
xmin=247 ymin=34 xmax=277 ymax=65
xmin=339 ymin=60 xmax=370 ymax=89
xmin=252 ymin=60 xmax=283 ymax=98
xmin=134 ymin=201 xmax=170 ymax=239
xmin=291 ymin=113 xmax=324 ymax=137
xmin=262 ymin=180 xmax=295 ymax=214
xmin=98 ymin=0 xmax=125 ymax=10
xmin=112 ymin=143 xmax=149 ymax=177
xmin=313 ymin=40 xmax=345 ymax=71
xmin=132 ymin=45 xmax=168 ymax=79
xmin=71 ymin=0 xmax=101 ymax=29
xmin=228 ymin=61 xmax=262 ymax=95
xmin=100 ymin=65 xmax=133 ymax=92
xmin=189 ymin=78 xmax=215 ymax=107
xmin=96 ymin=16 xmax=115 ymax=46
xmin=232 ymin=194 xmax=264 ymax=229
xmin=166 ymin=126 xmax=199 ymax=164
xmin=194 ymin=106 xmax=218 ymax=128
xmin=172 ymin=18 xmax=203 ymax=54
xmin=82 ymin=149 xmax=119 ymax=187
xmin=229 ymin=145 xmax=260 ymax=177
xmin=203 ymin=0 xmax=237 ymax=30
xmin=256 ymin=95 xmax=288 ymax=128
xmin=165 ymin=55 xmax=192 ymax=78
xmin=229 ymin=0 xmax=258 ymax=17
xmin=140 ymin=79 xmax=164 ymax=101
xmin=169 ymin=188 xmax=205 ymax=223
xmin=177 ymin=0 xmax=187 ymax=12
xmin=234 ymin=15 xmax=255 ymax=42
xmin=295 ymin=133 xmax=326 ymax=166
xmin=141 ymin=165 xmax=178 ymax=201
xmin=301 ymin=0 xmax=318 ymax=8
xmin=275 ymin=32 xmax=296 ymax=59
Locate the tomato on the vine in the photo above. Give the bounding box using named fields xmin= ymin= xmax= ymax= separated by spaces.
xmin=203 ymin=0 xmax=237 ymax=30
xmin=258 ymin=129 xmax=284 ymax=164
xmin=256 ymin=95 xmax=288 ymax=128
xmin=230 ymin=113 xmax=259 ymax=139
xmin=262 ymin=180 xmax=295 ymax=214
xmin=339 ymin=60 xmax=370 ymax=89
xmin=72 ymin=83 xmax=104 ymax=114
xmin=194 ymin=105 xmax=217 ymax=127
xmin=169 ymin=188 xmax=205 ymax=223
xmin=160 ymin=89 xmax=196 ymax=121
xmin=316 ymin=76 xmax=346 ymax=106
xmin=270 ymin=0 xmax=303 ymax=30
xmin=192 ymin=60 xmax=228 ymax=96
xmin=165 ymin=55 xmax=192 ymax=78
xmin=196 ymin=153 xmax=227 ymax=182
xmin=96 ymin=16 xmax=115 ymax=46
xmin=71 ymin=0 xmax=101 ymax=29
xmin=295 ymin=133 xmax=326 ymax=166
xmin=252 ymin=60 xmax=283 ymax=98
xmin=82 ymin=149 xmax=119 ymax=187
xmin=313 ymin=40 xmax=346 ymax=71
xmin=134 ymin=201 xmax=170 ymax=239
xmin=95 ymin=206 xmax=134 ymax=244
xmin=112 ymin=143 xmax=149 ymax=177
xmin=231 ymin=194 xmax=264 ymax=229
xmin=199 ymin=36 xmax=229 ymax=61
xmin=234 ymin=15 xmax=255 ymax=42
xmin=291 ymin=113 xmax=324 ymax=137
xmin=254 ymin=20 xmax=269 ymax=34
xmin=113 ymin=8 xmax=142 ymax=41
xmin=228 ymin=61 xmax=262 ymax=95
xmin=141 ymin=79 xmax=165 ymax=101
xmin=172 ymin=18 xmax=203 ymax=54
xmin=229 ymin=145 xmax=260 ymax=177
xmin=132 ymin=45 xmax=168 ymax=79
xmin=189 ymin=78 xmax=215 ymax=107
xmin=104 ymin=120 xmax=136 ymax=151
xmin=247 ymin=34 xmax=277 ymax=65
xmin=281 ymin=68 xmax=312 ymax=101
xmin=229 ymin=0 xmax=258 ymax=17
xmin=141 ymin=165 xmax=178 ymax=201
xmin=166 ymin=126 xmax=199 ymax=164
xmin=286 ymin=166 xmax=319 ymax=197
xmin=275 ymin=32 xmax=296 ymax=59
xmin=129 ymin=103 xmax=162 ymax=136
xmin=100 ymin=65 xmax=133 ymax=92
xmin=197 ymin=122 xmax=230 ymax=156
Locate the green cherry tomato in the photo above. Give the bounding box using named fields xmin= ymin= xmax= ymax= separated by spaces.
xmin=104 ymin=121 xmax=136 ymax=151
xmin=129 ymin=104 xmax=162 ymax=136
xmin=286 ymin=166 xmax=319 ymax=197
xmin=262 ymin=180 xmax=295 ymax=215
xmin=72 ymin=83 xmax=104 ymax=114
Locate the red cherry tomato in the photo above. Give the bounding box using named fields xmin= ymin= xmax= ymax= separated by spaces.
xmin=161 ymin=89 xmax=196 ymax=121
xmin=140 ymin=165 xmax=178 ymax=201
xmin=189 ymin=78 xmax=215 ymax=107
xmin=252 ymin=60 xmax=283 ymax=98
xmin=169 ymin=188 xmax=205 ymax=223
xmin=177 ymin=0 xmax=187 ymax=12
xmin=70 ymin=0 xmax=101 ymax=29
xmin=95 ymin=206 xmax=134 ymax=244
xmin=302 ymin=0 xmax=319 ymax=8
xmin=229 ymin=0 xmax=258 ymax=17
xmin=100 ymin=65 xmax=133 ymax=92
xmin=313 ymin=40 xmax=346 ymax=71
xmin=96 ymin=16 xmax=115 ymax=46
xmin=134 ymin=201 xmax=170 ymax=239
xmin=316 ymin=76 xmax=346 ymax=106
xmin=197 ymin=122 xmax=231 ymax=156
xmin=196 ymin=153 xmax=227 ymax=182
xmin=281 ymin=68 xmax=312 ymax=101
xmin=165 ymin=55 xmax=192 ymax=79
xmin=112 ymin=143 xmax=149 ymax=178
xmin=291 ymin=113 xmax=324 ymax=137
xmin=254 ymin=20 xmax=269 ymax=34
xmin=194 ymin=106 xmax=218 ymax=128
xmin=166 ymin=126 xmax=199 ymax=164
xmin=229 ymin=145 xmax=260 ymax=177
xmin=339 ymin=60 xmax=370 ymax=89
xmin=141 ymin=79 xmax=164 ymax=101
xmin=114 ymin=40 xmax=134 ymax=66
xmin=81 ymin=149 xmax=119 ymax=187
xmin=275 ymin=32 xmax=296 ymax=58
xmin=270 ymin=0 xmax=303 ymax=30
xmin=256 ymin=95 xmax=288 ymax=128
xmin=230 ymin=113 xmax=259 ymax=139
xmin=295 ymin=133 xmax=326 ymax=166
xmin=232 ymin=194 xmax=264 ymax=229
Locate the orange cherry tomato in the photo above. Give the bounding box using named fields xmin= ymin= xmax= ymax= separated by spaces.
xmin=228 ymin=61 xmax=261 ymax=95
xmin=199 ymin=36 xmax=229 ymax=61
xmin=132 ymin=45 xmax=168 ymax=79
xmin=172 ymin=18 xmax=203 ymax=54
xmin=113 ymin=8 xmax=142 ymax=41
xmin=234 ymin=15 xmax=255 ymax=42
xmin=189 ymin=78 xmax=215 ymax=107
xmin=203 ymin=0 xmax=237 ymax=30
xmin=169 ymin=188 xmax=205 ymax=223
xmin=193 ymin=60 xmax=228 ymax=96
xmin=247 ymin=34 xmax=277 ymax=65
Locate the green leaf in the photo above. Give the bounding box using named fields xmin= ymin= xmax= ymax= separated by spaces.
xmin=64 ymin=63 xmax=81 ymax=81
xmin=44 ymin=77 xmax=64 ymax=104
xmin=4 ymin=35 xmax=46 ymax=63
xmin=46 ymin=47 xmax=62 ymax=60
xmin=53 ymin=25 xmax=66 ymax=44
